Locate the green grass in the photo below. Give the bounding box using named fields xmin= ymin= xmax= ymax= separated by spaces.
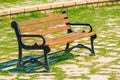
xmin=0 ymin=4 xmax=120 ymax=80
xmin=66 ymin=5 xmax=120 ymax=33
xmin=0 ymin=0 xmax=50 ymax=4
xmin=0 ymin=0 xmax=21 ymax=3
xmin=0 ymin=0 xmax=56 ymax=10
xmin=0 ymin=0 xmax=56 ymax=8
xmin=52 ymin=67 xmax=66 ymax=80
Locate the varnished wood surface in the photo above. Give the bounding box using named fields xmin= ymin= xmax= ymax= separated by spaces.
xmin=18 ymin=14 xmax=67 ymax=26
xmin=20 ymin=19 xmax=69 ymax=33
xmin=45 ymin=32 xmax=95 ymax=46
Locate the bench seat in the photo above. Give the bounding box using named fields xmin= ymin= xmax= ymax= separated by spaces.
xmin=46 ymin=32 xmax=95 ymax=46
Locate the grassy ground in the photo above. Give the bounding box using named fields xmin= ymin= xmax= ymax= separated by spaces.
xmin=0 ymin=0 xmax=48 ymax=10
xmin=0 ymin=0 xmax=71 ymax=10
xmin=0 ymin=0 xmax=50 ymax=4
xmin=0 ymin=4 xmax=120 ymax=80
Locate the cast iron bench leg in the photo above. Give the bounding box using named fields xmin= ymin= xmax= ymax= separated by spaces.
xmin=44 ymin=49 xmax=50 ymax=72
xmin=17 ymin=45 xmax=22 ymax=68
xmin=65 ymin=43 xmax=70 ymax=53
xmin=90 ymin=34 xmax=97 ymax=56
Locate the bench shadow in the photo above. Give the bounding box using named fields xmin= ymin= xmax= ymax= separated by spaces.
xmin=0 ymin=52 xmax=78 ymax=73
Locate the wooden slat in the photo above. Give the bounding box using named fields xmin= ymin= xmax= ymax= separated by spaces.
xmin=18 ymin=13 xmax=68 ymax=26
xmin=46 ymin=32 xmax=95 ymax=46
xmin=22 ymin=25 xmax=70 ymax=40
xmin=20 ymin=19 xmax=69 ymax=33
xmin=34 ymin=25 xmax=70 ymax=35
xmin=23 ymin=32 xmax=95 ymax=46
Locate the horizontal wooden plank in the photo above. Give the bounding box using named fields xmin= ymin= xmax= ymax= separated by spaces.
xmin=20 ymin=19 xmax=69 ymax=33
xmin=22 ymin=25 xmax=70 ymax=40
xmin=18 ymin=13 xmax=68 ymax=26
xmin=46 ymin=32 xmax=95 ymax=46
xmin=33 ymin=25 xmax=70 ymax=35
xmin=22 ymin=32 xmax=95 ymax=46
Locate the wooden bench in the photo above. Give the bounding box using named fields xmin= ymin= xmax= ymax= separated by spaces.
xmin=11 ymin=11 xmax=97 ymax=72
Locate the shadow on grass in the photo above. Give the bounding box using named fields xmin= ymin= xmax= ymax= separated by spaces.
xmin=0 ymin=52 xmax=77 ymax=73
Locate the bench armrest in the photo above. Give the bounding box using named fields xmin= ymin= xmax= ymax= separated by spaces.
xmin=21 ymin=34 xmax=46 ymax=46
xmin=70 ymin=23 xmax=93 ymax=32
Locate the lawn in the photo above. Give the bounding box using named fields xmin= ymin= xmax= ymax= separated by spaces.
xmin=0 ymin=0 xmax=70 ymax=10
xmin=0 ymin=4 xmax=120 ymax=80
xmin=0 ymin=0 xmax=50 ymax=3
xmin=0 ymin=0 xmax=50 ymax=10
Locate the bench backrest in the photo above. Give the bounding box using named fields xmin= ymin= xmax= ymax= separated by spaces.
xmin=17 ymin=12 xmax=71 ymax=40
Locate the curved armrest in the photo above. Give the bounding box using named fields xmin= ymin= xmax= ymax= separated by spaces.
xmin=70 ymin=23 xmax=93 ymax=32
xmin=21 ymin=34 xmax=46 ymax=46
